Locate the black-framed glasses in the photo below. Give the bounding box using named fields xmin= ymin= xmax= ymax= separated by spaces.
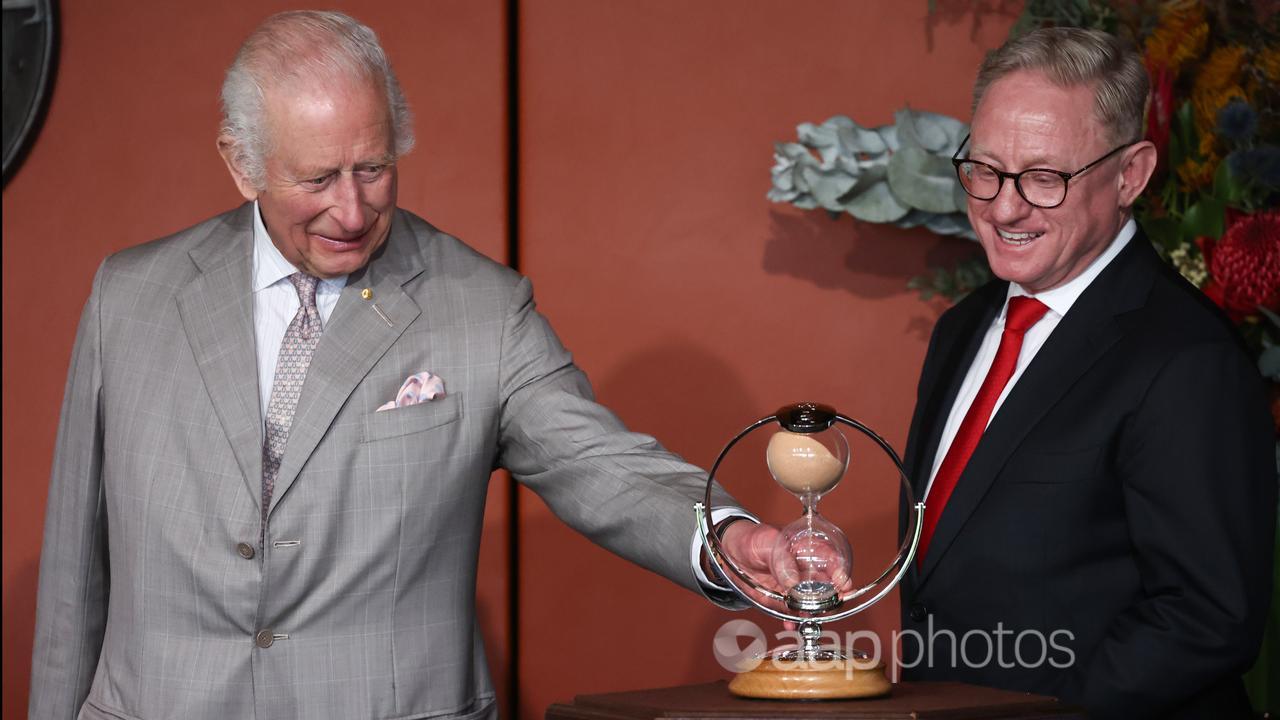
xmin=950 ymin=134 xmax=1138 ymax=209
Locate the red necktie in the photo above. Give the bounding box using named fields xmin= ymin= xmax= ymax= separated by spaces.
xmin=917 ymin=296 xmax=1050 ymax=563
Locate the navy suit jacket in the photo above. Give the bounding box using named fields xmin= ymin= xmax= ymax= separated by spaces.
xmin=899 ymin=232 xmax=1276 ymax=719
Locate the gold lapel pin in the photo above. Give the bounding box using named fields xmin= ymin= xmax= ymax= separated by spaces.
xmin=361 ymin=288 xmax=393 ymax=327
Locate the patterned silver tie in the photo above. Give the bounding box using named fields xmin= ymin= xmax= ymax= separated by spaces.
xmin=262 ymin=273 xmax=321 ymax=533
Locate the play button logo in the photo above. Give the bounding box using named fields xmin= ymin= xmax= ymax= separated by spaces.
xmin=712 ymin=619 xmax=767 ymax=672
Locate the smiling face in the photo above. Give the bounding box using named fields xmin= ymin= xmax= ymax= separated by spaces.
xmin=220 ymin=76 xmax=398 ymax=278
xmin=966 ymin=70 xmax=1154 ymax=293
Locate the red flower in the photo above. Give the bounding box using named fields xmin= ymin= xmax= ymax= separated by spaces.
xmin=1146 ymin=61 xmax=1174 ymax=177
xmin=1200 ymin=210 xmax=1280 ymax=320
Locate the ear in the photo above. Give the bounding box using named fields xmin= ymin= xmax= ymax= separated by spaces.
xmin=1117 ymin=140 xmax=1157 ymax=208
xmin=217 ymin=134 xmax=259 ymax=202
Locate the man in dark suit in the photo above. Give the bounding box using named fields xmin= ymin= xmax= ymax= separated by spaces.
xmin=898 ymin=27 xmax=1276 ymax=718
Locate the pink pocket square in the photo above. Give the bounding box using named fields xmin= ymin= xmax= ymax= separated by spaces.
xmin=377 ymin=371 xmax=445 ymax=412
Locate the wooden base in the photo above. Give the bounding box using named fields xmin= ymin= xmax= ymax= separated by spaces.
xmin=729 ymin=658 xmax=891 ymax=700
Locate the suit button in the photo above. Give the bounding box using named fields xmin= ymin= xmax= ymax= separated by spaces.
xmin=909 ymin=601 xmax=930 ymax=622
xmin=255 ymin=629 xmax=274 ymax=648
xmin=236 ymin=542 xmax=255 ymax=559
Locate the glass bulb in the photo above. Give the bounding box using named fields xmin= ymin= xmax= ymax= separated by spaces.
xmin=766 ymin=427 xmax=849 ymax=501
xmin=770 ymin=510 xmax=853 ymax=613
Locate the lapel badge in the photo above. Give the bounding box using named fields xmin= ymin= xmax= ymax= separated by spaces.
xmin=361 ymin=287 xmax=393 ymax=327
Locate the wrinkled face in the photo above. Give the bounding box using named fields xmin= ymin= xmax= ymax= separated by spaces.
xmin=966 ymin=70 xmax=1151 ymax=293
xmin=223 ymin=77 xmax=398 ymax=278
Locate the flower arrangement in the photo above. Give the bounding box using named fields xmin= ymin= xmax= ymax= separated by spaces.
xmin=1125 ymin=0 xmax=1280 ymax=395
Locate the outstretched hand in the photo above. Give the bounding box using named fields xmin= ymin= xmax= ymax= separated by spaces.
xmin=715 ymin=519 xmax=855 ymax=624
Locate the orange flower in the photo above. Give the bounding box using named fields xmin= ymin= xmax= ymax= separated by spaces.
xmin=1257 ymin=46 xmax=1280 ymax=85
xmin=1144 ymin=0 xmax=1209 ymax=76
xmin=1176 ymin=156 xmax=1217 ymax=188
xmin=1252 ymin=45 xmax=1280 ymax=99
xmin=1191 ymin=46 xmax=1247 ymax=134
xmin=1182 ymin=46 xmax=1248 ymax=189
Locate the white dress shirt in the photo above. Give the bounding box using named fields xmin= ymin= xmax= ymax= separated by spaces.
xmin=252 ymin=201 xmax=348 ymax=419
xmin=923 ymin=219 xmax=1137 ymax=500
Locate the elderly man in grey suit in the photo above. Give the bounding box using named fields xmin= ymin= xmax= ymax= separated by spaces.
xmin=29 ymin=11 xmax=774 ymax=720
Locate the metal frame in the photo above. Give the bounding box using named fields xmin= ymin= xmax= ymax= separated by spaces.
xmin=697 ymin=410 xmax=924 ymax=625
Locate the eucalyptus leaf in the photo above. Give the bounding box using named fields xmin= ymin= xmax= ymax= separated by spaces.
xmin=767 ymin=186 xmax=801 ymax=203
xmin=828 ymin=115 xmax=889 ymax=156
xmin=774 ymin=142 xmax=816 ymax=162
xmin=844 ymin=181 xmax=911 ymax=223
xmin=800 ymin=164 xmax=858 ymax=211
xmin=888 ymin=146 xmax=962 ymax=214
xmin=877 ymin=125 xmax=900 ymax=152
xmin=797 ymin=123 xmax=842 ymax=166
xmin=894 ymin=210 xmax=929 ymax=229
xmin=834 ymin=154 xmax=865 ymax=177
xmin=842 ymin=164 xmax=888 ymax=199
xmin=769 ymin=159 xmax=799 ymax=193
xmin=923 ymin=212 xmax=977 ymax=239
xmin=895 ymin=107 xmax=969 ymax=154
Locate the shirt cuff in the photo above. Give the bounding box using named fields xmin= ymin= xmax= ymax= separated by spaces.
xmin=690 ymin=507 xmax=757 ymax=609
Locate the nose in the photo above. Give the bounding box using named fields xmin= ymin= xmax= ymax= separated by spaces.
xmin=986 ymin=175 xmax=1033 ymax=225
xmin=329 ymin=173 xmax=366 ymax=233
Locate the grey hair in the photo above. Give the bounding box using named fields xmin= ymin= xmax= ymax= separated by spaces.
xmin=219 ymin=10 xmax=414 ymax=189
xmin=972 ymin=27 xmax=1149 ymax=145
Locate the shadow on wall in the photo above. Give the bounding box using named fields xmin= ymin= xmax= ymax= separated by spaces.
xmin=762 ymin=208 xmax=978 ymax=340
xmin=924 ymin=0 xmax=1022 ymax=52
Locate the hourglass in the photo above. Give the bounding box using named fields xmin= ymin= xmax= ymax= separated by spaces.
xmin=695 ymin=402 xmax=924 ymax=699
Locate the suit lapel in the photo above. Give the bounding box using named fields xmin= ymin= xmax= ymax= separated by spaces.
xmin=915 ymin=236 xmax=1154 ymax=586
xmin=266 ymin=211 xmax=426 ymax=516
xmin=903 ymin=284 xmax=1002 ymax=587
xmin=908 ymin=287 xmax=1004 ymax=489
xmin=176 ymin=205 xmax=264 ymax=508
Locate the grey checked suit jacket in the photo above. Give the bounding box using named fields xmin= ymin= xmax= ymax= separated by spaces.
xmin=30 ymin=204 xmax=729 ymax=720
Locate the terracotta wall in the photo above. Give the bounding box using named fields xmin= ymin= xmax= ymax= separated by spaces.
xmin=2 ymin=2 xmax=1017 ymax=718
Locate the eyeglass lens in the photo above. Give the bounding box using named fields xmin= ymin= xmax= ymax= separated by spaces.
xmin=957 ymin=162 xmax=1067 ymax=208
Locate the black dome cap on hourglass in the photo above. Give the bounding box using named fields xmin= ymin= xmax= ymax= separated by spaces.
xmin=774 ymin=402 xmax=838 ymax=433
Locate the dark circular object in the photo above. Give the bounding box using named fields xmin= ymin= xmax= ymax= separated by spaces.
xmin=774 ymin=402 xmax=838 ymax=433
xmin=3 ymin=0 xmax=58 ymax=185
